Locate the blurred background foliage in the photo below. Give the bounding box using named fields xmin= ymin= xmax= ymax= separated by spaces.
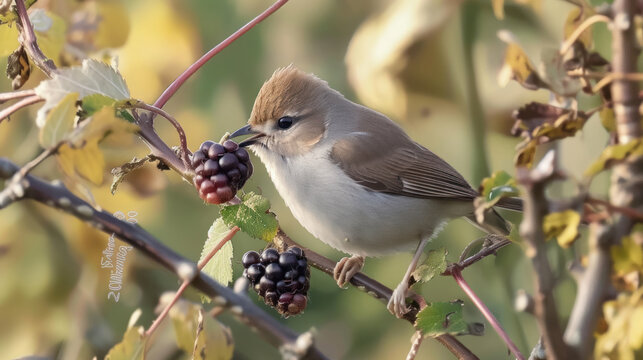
xmin=0 ymin=0 xmax=615 ymax=358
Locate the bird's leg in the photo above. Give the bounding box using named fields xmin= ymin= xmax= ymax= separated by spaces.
xmin=333 ymin=255 xmax=364 ymax=288
xmin=387 ymin=236 xmax=430 ymax=318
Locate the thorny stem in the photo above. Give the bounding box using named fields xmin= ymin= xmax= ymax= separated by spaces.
xmin=145 ymin=226 xmax=240 ymax=338
xmin=14 ymin=0 xmax=56 ymax=77
xmin=153 ymin=0 xmax=290 ymax=109
xmin=442 ymin=236 xmax=512 ymax=276
xmin=452 ymin=269 xmax=525 ymax=360
xmin=0 ymin=95 xmax=43 ymax=123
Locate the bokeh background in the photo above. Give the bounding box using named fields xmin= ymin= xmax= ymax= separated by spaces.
xmin=0 ymin=0 xmax=613 ymax=359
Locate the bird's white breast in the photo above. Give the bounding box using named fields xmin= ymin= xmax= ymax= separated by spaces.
xmin=252 ymin=143 xmax=470 ymax=257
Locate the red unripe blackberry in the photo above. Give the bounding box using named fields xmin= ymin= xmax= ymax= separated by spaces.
xmin=191 ymin=140 xmax=253 ymax=204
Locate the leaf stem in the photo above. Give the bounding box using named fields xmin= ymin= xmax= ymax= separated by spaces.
xmin=0 ymin=89 xmax=36 ymax=104
xmin=451 ymin=268 xmax=525 ymax=360
xmin=145 ymin=226 xmax=239 ymax=338
xmin=153 ymin=0 xmax=290 ymax=109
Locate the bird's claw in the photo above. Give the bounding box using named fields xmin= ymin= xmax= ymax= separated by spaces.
xmin=333 ymin=255 xmax=364 ymax=288
xmin=387 ymin=282 xmax=410 ymax=318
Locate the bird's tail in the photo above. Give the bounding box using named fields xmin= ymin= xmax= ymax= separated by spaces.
xmin=495 ymin=197 xmax=523 ymax=212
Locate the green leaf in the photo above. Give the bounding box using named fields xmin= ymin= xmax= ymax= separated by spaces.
xmin=220 ymin=192 xmax=278 ymax=242
xmin=585 ymin=139 xmax=643 ymax=177
xmin=415 ymin=301 xmax=468 ymax=337
xmin=104 ymin=326 xmax=146 ymax=360
xmin=168 ymin=298 xmax=234 ymax=360
xmin=34 ymin=58 xmax=130 ymax=127
xmin=199 ymin=218 xmax=234 ymax=287
xmin=411 ymin=248 xmax=447 ymax=284
xmin=474 ymin=170 xmax=519 ymax=224
xmin=543 ymin=210 xmax=581 ymax=248
xmin=82 ymin=93 xmax=117 ymax=117
xmin=39 ymin=92 xmax=78 ymax=148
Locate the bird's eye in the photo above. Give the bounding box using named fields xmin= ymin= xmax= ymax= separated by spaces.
xmin=277 ymin=116 xmax=294 ymax=129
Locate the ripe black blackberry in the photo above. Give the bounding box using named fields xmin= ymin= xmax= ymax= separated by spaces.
xmin=242 ymin=247 xmax=310 ymax=316
xmin=191 ymin=140 xmax=253 ymax=204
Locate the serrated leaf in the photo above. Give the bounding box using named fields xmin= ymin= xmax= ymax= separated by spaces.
xmin=412 ymin=248 xmax=447 ymax=284
xmin=39 ymin=92 xmax=78 ymax=148
xmin=168 ymin=298 xmax=233 ymax=360
xmin=220 ymin=192 xmax=278 ymax=242
xmin=104 ymin=325 xmax=146 ymax=360
xmin=199 ymin=218 xmax=234 ymax=287
xmin=543 ymin=210 xmax=581 ymax=248
xmin=585 ymin=139 xmax=643 ymax=177
xmin=416 ymin=301 xmax=468 ymax=337
xmin=34 ymin=58 xmax=130 ymax=127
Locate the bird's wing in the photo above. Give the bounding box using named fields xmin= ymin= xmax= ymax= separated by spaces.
xmin=330 ymin=125 xmax=479 ymax=201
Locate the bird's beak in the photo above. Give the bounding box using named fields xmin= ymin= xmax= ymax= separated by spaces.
xmin=229 ymin=124 xmax=265 ymax=147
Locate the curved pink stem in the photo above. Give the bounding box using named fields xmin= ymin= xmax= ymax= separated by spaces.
xmin=452 ymin=268 xmax=525 ymax=360
xmin=154 ymin=0 xmax=290 ymax=109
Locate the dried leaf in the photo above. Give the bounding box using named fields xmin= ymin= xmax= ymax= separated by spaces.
xmin=498 ymin=42 xmax=543 ymax=90
xmin=110 ymin=156 xmax=152 ymax=194
xmin=595 ymin=288 xmax=643 ymax=359
xmin=6 ymin=45 xmax=30 ymax=89
xmin=104 ymin=325 xmax=146 ymax=360
xmin=543 ymin=210 xmax=581 ymax=248
xmin=492 ymin=0 xmax=505 ymax=19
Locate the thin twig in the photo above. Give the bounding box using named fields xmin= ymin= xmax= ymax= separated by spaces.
xmin=14 ymin=0 xmax=56 ymax=77
xmin=153 ymin=0 xmax=290 ymax=109
xmin=405 ymin=331 xmax=424 ymax=360
xmin=17 ymin=142 xmax=63 ymax=179
xmin=587 ymin=196 xmax=643 ymax=222
xmin=0 ymin=89 xmax=36 ymax=104
xmin=442 ymin=235 xmax=512 ymax=276
xmin=145 ymin=226 xmax=240 ymax=338
xmin=124 ymin=102 xmax=191 ymax=169
xmin=560 ymin=14 xmax=611 ymax=55
xmin=0 ymin=158 xmax=328 ymax=360
xmin=0 ymin=95 xmax=43 ymax=123
xmin=452 ymin=268 xmax=525 ymax=360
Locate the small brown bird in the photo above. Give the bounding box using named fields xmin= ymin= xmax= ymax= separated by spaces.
xmin=230 ymin=66 xmax=519 ymax=317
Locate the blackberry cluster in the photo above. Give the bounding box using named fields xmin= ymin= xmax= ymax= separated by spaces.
xmin=242 ymin=247 xmax=310 ymax=316
xmin=192 ymin=140 xmax=253 ymax=204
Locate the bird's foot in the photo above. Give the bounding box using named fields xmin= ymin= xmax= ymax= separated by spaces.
xmin=387 ymin=281 xmax=410 ymax=318
xmin=333 ymin=255 xmax=364 ymax=288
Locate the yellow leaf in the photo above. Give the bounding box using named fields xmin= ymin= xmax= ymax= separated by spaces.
xmin=39 ymin=92 xmax=78 ymax=148
xmin=492 ymin=0 xmax=504 ymax=19
xmin=68 ymin=106 xmax=137 ymax=148
xmin=543 ymin=210 xmax=581 ymax=248
xmin=612 ymin=233 xmax=643 ymax=275
xmin=167 ymin=297 xmax=234 ymax=360
xmin=498 ymin=42 xmax=542 ymax=90
xmin=104 ymin=325 xmax=146 ymax=360
xmin=95 ymin=2 xmax=130 ymax=49
xmin=599 ymin=107 xmax=616 ymax=132
xmin=57 ymin=140 xmax=105 ymax=185
xmin=0 ymin=24 xmax=19 ymax=58
xmin=585 ymin=139 xmax=643 ymax=177
xmin=629 ymin=306 xmax=643 ymax=349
